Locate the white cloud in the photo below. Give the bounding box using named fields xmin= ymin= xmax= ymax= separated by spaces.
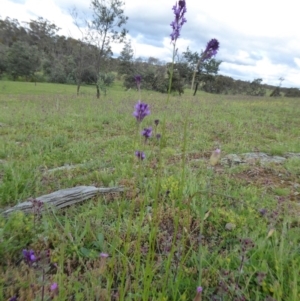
xmin=295 ymin=58 xmax=300 ymax=68
xmin=221 ymin=55 xmax=298 ymax=87
xmin=188 ymin=0 xmax=299 ymax=38
xmin=1 ymin=0 xmax=81 ymax=37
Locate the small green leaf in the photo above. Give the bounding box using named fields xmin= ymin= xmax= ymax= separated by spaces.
xmin=97 ymin=233 xmax=104 ymax=245
xmin=80 ymin=247 xmax=91 ymax=258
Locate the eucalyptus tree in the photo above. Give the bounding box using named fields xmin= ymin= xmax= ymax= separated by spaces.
xmin=25 ymin=17 xmax=60 ymax=54
xmin=0 ymin=43 xmax=8 ymax=76
xmin=184 ymin=39 xmax=220 ymax=96
xmin=247 ymin=78 xmax=266 ymax=96
xmin=0 ymin=17 xmax=28 ymax=46
xmin=118 ymin=39 xmax=134 ymax=76
xmin=87 ymin=0 xmax=128 ymax=98
xmin=7 ymin=41 xmax=40 ymax=81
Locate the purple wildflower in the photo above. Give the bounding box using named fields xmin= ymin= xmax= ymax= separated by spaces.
xmin=141 ymin=127 xmax=152 ymax=140
xmin=100 ymin=252 xmax=109 ymax=258
xmin=9 ymin=297 xmax=17 ymax=301
xmin=50 ymin=283 xmax=58 ymax=291
xmin=135 ymin=151 xmax=145 ymax=161
xmin=22 ymin=249 xmax=36 ymax=264
xmin=202 ymin=38 xmax=220 ymax=61
xmin=133 ymin=100 xmax=150 ymax=122
xmin=197 ymin=286 xmax=203 ymax=293
xmin=170 ymin=0 xmax=187 ymax=43
xmin=193 ymin=286 xmax=203 ymax=301
xmin=134 ymin=75 xmax=142 ymax=91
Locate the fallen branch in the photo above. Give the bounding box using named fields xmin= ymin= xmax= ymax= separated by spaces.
xmin=2 ymin=186 xmax=124 ymax=216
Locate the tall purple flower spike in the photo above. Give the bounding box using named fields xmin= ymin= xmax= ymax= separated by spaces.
xmin=170 ymin=0 xmax=187 ymax=43
xmin=191 ymin=38 xmax=220 ymax=91
xmin=202 ymin=38 xmax=220 ymax=61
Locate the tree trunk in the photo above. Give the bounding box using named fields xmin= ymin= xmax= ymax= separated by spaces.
xmin=77 ymin=81 xmax=81 ymax=96
xmin=96 ymin=85 xmax=100 ymax=99
xmin=193 ymin=82 xmax=199 ymax=96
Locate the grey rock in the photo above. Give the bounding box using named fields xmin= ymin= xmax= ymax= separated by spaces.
xmin=225 ymin=223 xmax=236 ymax=231
xmin=221 ymin=154 xmax=245 ymax=166
xmin=221 ymin=152 xmax=290 ymax=166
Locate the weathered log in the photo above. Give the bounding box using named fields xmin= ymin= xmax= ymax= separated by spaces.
xmin=2 ymin=186 xmax=124 ymax=216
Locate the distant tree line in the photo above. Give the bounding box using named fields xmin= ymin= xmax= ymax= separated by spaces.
xmin=0 ymin=17 xmax=98 ymax=84
xmin=0 ymin=13 xmax=299 ymax=97
xmin=0 ymin=0 xmax=127 ymax=98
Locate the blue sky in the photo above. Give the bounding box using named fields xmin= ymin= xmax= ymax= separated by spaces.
xmin=2 ymin=0 xmax=300 ymax=88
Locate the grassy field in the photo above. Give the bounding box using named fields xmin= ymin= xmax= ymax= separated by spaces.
xmin=0 ymin=80 xmax=300 ymax=300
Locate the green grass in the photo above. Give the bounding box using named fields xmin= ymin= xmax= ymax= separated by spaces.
xmin=0 ymin=80 xmax=299 ymax=300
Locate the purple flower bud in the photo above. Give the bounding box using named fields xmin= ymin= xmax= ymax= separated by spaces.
xmin=133 ymin=100 xmax=150 ymax=122
xmin=30 ymin=253 xmax=36 ymax=262
xmin=135 ymin=151 xmax=145 ymax=161
xmin=100 ymin=252 xmax=109 ymax=258
xmin=141 ymin=127 xmax=152 ymax=140
xmin=23 ymin=249 xmax=36 ymax=264
xmin=154 ymin=119 xmax=159 ymax=126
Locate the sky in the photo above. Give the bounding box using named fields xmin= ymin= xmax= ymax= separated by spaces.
xmin=1 ymin=0 xmax=300 ymax=88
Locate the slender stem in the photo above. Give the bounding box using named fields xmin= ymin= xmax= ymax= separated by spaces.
xmin=191 ymin=69 xmax=196 ymax=91
xmin=153 ymin=43 xmax=177 ymax=206
xmin=179 ymin=118 xmax=188 ymax=198
xmin=198 ymin=215 xmax=204 ymax=285
xmin=41 ymin=267 xmax=45 ymax=301
xmin=167 ymin=44 xmax=176 ymax=99
xmin=191 ymin=55 xmax=203 ymax=91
